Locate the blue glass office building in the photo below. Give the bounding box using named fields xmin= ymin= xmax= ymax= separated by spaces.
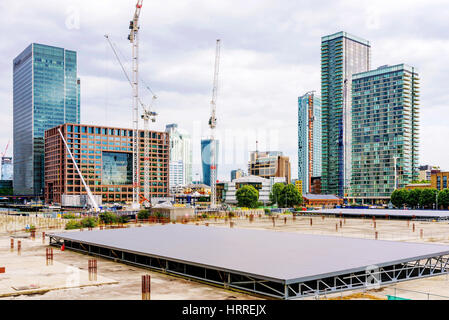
xmin=201 ymin=139 xmax=219 ymax=186
xmin=298 ymin=92 xmax=321 ymax=194
xmin=13 ymin=43 xmax=80 ymax=195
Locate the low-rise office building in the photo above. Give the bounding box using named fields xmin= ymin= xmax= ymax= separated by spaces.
xmin=248 ymin=151 xmax=291 ymax=183
xmin=218 ymin=175 xmax=286 ymax=206
xmin=431 ymin=171 xmax=449 ymax=191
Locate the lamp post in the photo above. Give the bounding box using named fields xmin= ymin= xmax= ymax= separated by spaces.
xmin=436 ymin=190 xmax=438 ymax=210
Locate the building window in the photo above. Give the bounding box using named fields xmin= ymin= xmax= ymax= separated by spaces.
xmin=437 ymin=176 xmax=441 ymax=190
xmin=444 ymin=176 xmax=447 ymax=189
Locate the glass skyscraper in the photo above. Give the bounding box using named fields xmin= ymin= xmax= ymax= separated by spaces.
xmin=201 ymin=138 xmax=219 ymax=186
xmin=13 ymin=43 xmax=80 ymax=195
xmin=351 ymin=64 xmax=420 ymax=203
xmin=298 ymin=92 xmax=321 ymax=194
xmin=321 ymin=31 xmax=371 ymax=197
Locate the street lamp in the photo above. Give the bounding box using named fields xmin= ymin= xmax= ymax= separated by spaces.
xmin=436 ymin=190 xmax=438 ymax=210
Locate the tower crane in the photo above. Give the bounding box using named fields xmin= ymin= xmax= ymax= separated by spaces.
xmin=208 ymin=39 xmax=221 ymax=209
xmin=1 ymin=140 xmax=9 ymax=158
xmin=129 ymin=0 xmax=143 ymax=209
xmin=104 ymin=33 xmax=157 ymax=208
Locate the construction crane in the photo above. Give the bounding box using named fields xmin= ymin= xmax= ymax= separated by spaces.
xmin=128 ymin=0 xmax=143 ymax=209
xmin=208 ymin=39 xmax=221 ymax=209
xmin=1 ymin=140 xmax=9 ymax=158
xmin=58 ymin=128 xmax=100 ymax=212
xmin=105 ymin=34 xmax=157 ymax=207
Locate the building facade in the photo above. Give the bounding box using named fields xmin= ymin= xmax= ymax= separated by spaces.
xmin=321 ymin=32 xmax=371 ymax=197
xmin=231 ymin=169 xmax=246 ymax=181
xmin=13 ymin=43 xmax=80 ymax=196
xmin=168 ymin=160 xmax=184 ymax=193
xmin=201 ymin=138 xmax=219 ymax=186
xmin=1 ymin=157 xmax=13 ymax=180
xmin=418 ymin=165 xmax=439 ymax=181
xmin=165 ymin=124 xmax=192 ymax=189
xmin=218 ymin=175 xmax=282 ymax=205
xmin=431 ymin=172 xmax=449 ymax=191
xmin=44 ymin=123 xmax=169 ymax=204
xmin=351 ymin=64 xmax=420 ymax=203
xmin=248 ymin=151 xmax=291 ymax=183
xmin=298 ymin=91 xmax=322 ymax=194
xmin=311 ymin=176 xmax=322 ymax=194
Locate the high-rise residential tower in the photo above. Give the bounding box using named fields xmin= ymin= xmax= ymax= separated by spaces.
xmin=13 ymin=43 xmax=80 ymax=195
xmin=201 ymin=138 xmax=219 ymax=186
xmin=165 ymin=124 xmax=192 ymax=191
xmin=321 ymin=32 xmax=371 ymax=197
xmin=298 ymin=92 xmax=322 ymax=194
xmin=351 ymin=64 xmax=420 ymax=203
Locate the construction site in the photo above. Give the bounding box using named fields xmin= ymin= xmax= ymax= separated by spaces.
xmin=2 ymin=0 xmax=449 ymax=305
xmin=2 ymin=212 xmax=449 ymax=300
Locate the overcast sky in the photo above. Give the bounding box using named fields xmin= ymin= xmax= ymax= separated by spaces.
xmin=1 ymin=0 xmax=448 ymax=181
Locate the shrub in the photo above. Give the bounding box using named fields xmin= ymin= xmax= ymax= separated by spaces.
xmin=154 ymin=212 xmax=164 ymax=219
xmin=201 ymin=213 xmax=208 ymax=219
xmin=119 ymin=215 xmax=130 ymax=223
xmin=80 ymin=217 xmax=98 ymax=228
xmin=264 ymin=208 xmax=271 ymax=215
xmin=137 ymin=210 xmax=150 ymax=220
xmin=65 ymin=220 xmax=82 ymax=230
xmin=99 ymin=212 xmax=118 ymax=224
xmin=62 ymin=214 xmax=77 ymax=219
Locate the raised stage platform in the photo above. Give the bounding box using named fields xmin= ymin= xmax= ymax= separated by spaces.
xmin=49 ymin=224 xmax=449 ymax=299
xmin=311 ymin=208 xmax=449 ymax=221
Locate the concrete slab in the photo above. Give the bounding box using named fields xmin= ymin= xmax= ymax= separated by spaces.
xmin=0 ymin=251 xmax=117 ymax=297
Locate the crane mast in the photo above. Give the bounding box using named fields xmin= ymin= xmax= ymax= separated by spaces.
xmin=209 ymin=39 xmax=221 ymax=209
xmin=104 ymin=33 xmax=157 ymax=208
xmin=129 ymin=0 xmax=143 ymax=209
xmin=141 ymin=96 xmax=157 ymax=207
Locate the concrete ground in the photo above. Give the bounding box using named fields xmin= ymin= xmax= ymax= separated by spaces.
xmin=0 ymin=229 xmax=259 ymax=300
xmin=2 ymin=213 xmax=449 ymax=300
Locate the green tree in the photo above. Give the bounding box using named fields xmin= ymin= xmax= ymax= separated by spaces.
xmin=405 ymin=189 xmax=422 ymax=208
xmin=0 ymin=188 xmax=13 ymax=195
xmin=119 ymin=215 xmax=130 ymax=224
xmin=420 ymin=188 xmax=437 ymax=209
xmin=390 ymin=189 xmax=407 ymax=208
xmin=65 ymin=220 xmax=82 ymax=230
xmin=269 ymin=183 xmax=285 ymax=206
xmin=137 ymin=209 xmax=150 ymax=220
xmin=236 ymin=185 xmax=259 ymax=208
xmin=80 ymin=217 xmax=98 ymax=228
xmin=279 ymin=184 xmax=303 ymax=208
xmin=411 ymin=180 xmax=430 ymax=184
xmin=438 ymin=189 xmax=449 ymax=209
xmin=99 ymin=212 xmax=118 ymax=224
